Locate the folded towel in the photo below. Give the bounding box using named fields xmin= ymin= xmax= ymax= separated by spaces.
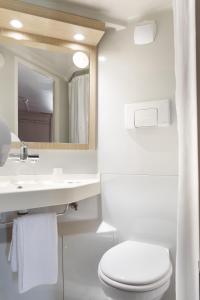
xmin=9 ymin=213 xmax=58 ymax=293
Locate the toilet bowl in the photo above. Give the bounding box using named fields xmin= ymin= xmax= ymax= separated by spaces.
xmin=98 ymin=241 xmax=172 ymax=300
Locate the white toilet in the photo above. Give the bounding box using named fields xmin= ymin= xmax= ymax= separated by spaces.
xmin=98 ymin=241 xmax=172 ymax=300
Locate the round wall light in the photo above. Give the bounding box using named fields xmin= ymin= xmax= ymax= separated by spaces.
xmin=10 ymin=19 xmax=23 ymax=29
xmin=0 ymin=53 xmax=5 ymax=68
xmin=73 ymin=51 xmax=89 ymax=69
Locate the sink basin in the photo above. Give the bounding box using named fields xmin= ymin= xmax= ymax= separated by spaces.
xmin=40 ymin=179 xmax=82 ymax=186
xmin=0 ymin=174 xmax=99 ymax=193
xmin=0 ymin=174 xmax=100 ymax=213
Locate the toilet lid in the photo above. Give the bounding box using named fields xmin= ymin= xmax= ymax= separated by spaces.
xmin=99 ymin=241 xmax=171 ymax=286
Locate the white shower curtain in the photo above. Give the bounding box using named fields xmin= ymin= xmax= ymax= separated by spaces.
xmin=68 ymin=74 xmax=89 ymax=144
xmin=173 ymin=0 xmax=199 ymax=299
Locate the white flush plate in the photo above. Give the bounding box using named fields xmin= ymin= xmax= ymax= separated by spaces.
xmin=125 ymin=99 xmax=170 ymax=129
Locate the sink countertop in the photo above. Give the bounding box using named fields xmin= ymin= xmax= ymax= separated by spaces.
xmin=0 ymin=173 xmax=100 ymax=194
xmin=0 ymin=173 xmax=100 ymax=213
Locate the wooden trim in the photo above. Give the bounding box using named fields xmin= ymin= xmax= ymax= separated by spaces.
xmin=0 ymin=0 xmax=105 ymax=31
xmin=89 ymin=47 xmax=97 ymax=150
xmin=0 ymin=28 xmax=91 ymax=53
xmin=0 ymin=1 xmax=105 ymax=46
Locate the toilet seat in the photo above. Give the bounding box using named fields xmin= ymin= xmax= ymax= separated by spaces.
xmin=98 ymin=264 xmax=172 ymax=292
xmin=98 ymin=240 xmax=172 ymax=292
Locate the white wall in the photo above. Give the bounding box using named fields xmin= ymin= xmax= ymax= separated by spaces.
xmin=0 ymin=150 xmax=97 ymax=176
xmin=98 ymin=10 xmax=178 ymax=300
xmin=98 ymin=11 xmax=177 ymax=175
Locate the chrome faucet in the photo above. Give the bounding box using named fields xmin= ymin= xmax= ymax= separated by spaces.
xmin=9 ymin=142 xmax=39 ymax=162
xmin=20 ymin=142 xmax=28 ymax=160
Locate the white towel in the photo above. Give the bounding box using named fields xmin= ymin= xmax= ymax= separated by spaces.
xmin=8 ymin=213 xmax=58 ymax=293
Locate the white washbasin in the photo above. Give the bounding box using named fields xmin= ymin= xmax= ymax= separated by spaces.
xmin=0 ymin=174 xmax=100 ymax=213
xmin=0 ymin=174 xmax=99 ymax=194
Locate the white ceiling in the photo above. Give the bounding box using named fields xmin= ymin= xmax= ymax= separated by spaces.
xmin=1 ymin=42 xmax=80 ymax=80
xmin=22 ymin=0 xmax=173 ymax=26
xmin=57 ymin=0 xmax=173 ymax=21
xmin=29 ymin=47 xmax=79 ymax=80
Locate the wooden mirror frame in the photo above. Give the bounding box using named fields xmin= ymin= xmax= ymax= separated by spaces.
xmin=0 ymin=0 xmax=105 ymax=150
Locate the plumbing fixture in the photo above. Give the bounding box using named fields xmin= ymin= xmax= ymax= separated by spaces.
xmin=9 ymin=141 xmax=39 ymax=162
xmin=0 ymin=202 xmax=79 ymax=226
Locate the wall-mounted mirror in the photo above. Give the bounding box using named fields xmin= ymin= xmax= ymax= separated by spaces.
xmin=0 ymin=40 xmax=94 ymax=148
xmin=0 ymin=0 xmax=105 ymax=149
xmin=1 ymin=42 xmax=91 ymax=144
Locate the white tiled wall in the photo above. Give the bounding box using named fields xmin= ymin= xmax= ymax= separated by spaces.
xmin=101 ymin=174 xmax=177 ymax=249
xmin=63 ymin=231 xmax=116 ymax=300
xmin=0 ymin=150 xmax=97 ymax=176
xmin=98 ymin=11 xmax=177 ymax=176
xmin=101 ymin=175 xmax=177 ymax=300
xmin=98 ymin=10 xmax=178 ymax=300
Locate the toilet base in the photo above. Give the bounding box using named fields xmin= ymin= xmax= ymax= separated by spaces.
xmin=99 ymin=276 xmax=170 ymax=300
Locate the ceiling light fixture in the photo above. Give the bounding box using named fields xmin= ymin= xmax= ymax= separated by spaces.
xmin=73 ymin=52 xmax=89 ymax=69
xmin=74 ymin=33 xmax=85 ymax=41
xmin=11 ymin=32 xmax=24 ymax=40
xmin=10 ymin=19 xmax=23 ymax=29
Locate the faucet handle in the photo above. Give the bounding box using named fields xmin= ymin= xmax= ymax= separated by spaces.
xmin=28 ymin=154 xmax=40 ymax=163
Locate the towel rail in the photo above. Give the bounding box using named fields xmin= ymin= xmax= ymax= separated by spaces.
xmin=0 ymin=202 xmax=78 ymax=226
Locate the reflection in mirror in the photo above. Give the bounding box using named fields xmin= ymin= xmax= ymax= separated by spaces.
xmin=0 ymin=41 xmax=90 ymax=144
xmin=18 ymin=63 xmax=54 ymax=142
